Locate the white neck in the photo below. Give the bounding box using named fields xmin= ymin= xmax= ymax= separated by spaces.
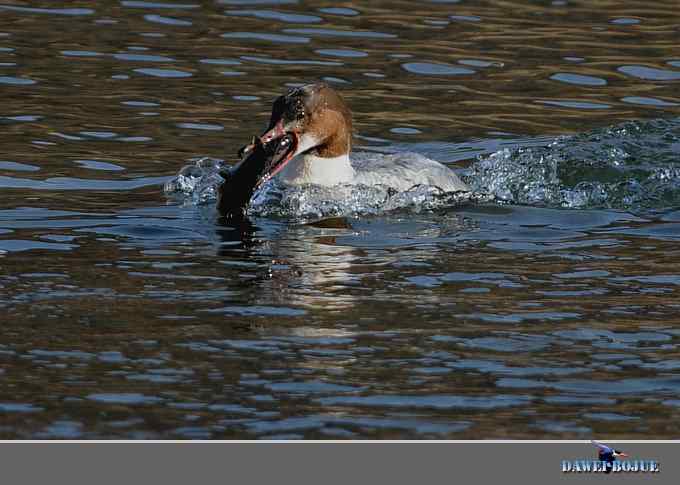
xmin=278 ymin=152 xmax=355 ymax=187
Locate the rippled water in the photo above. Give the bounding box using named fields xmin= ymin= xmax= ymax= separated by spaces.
xmin=2 ymin=0 xmax=680 ymax=439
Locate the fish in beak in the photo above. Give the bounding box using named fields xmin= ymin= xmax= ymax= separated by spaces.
xmin=218 ymin=132 xmax=298 ymax=220
xmin=238 ymin=119 xmax=300 ymax=186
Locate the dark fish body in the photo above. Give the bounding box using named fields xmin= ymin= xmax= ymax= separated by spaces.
xmin=217 ymin=139 xmax=271 ymax=220
xmin=217 ymin=134 xmax=296 ymax=220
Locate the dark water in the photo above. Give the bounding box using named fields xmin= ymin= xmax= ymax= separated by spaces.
xmin=2 ymin=0 xmax=680 ymax=439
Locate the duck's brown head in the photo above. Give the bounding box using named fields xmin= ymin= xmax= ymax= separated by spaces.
xmin=241 ymin=83 xmax=353 ymax=186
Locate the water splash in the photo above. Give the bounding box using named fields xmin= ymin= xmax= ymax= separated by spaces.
xmin=166 ymin=118 xmax=680 ymax=218
xmin=164 ymin=154 xmax=474 ymax=219
xmin=465 ymin=117 xmax=680 ymax=212
xmin=249 ymin=180 xmax=473 ymax=220
xmin=163 ymin=157 xmax=227 ymax=205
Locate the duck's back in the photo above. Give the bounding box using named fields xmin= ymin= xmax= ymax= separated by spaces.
xmin=352 ymin=152 xmax=469 ymax=193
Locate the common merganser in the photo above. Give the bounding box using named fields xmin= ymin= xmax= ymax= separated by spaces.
xmin=217 ymin=83 xmax=468 ymax=217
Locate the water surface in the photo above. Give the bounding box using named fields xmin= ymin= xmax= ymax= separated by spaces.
xmin=1 ymin=0 xmax=680 ymax=439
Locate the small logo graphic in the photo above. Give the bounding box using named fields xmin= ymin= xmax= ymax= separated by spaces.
xmin=561 ymin=441 xmax=660 ymax=474
xmin=591 ymin=441 xmax=628 ymax=474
